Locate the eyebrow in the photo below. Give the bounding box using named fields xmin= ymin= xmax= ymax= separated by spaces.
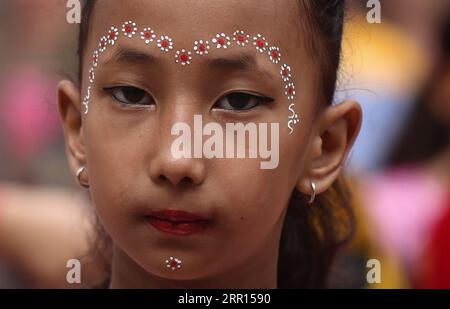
xmin=206 ymin=53 xmax=275 ymax=80
xmin=102 ymin=47 xmax=158 ymax=66
xmin=101 ymin=48 xmax=275 ymax=80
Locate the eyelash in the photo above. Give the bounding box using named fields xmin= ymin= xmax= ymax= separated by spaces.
xmin=104 ymin=86 xmax=155 ymax=107
xmin=103 ymin=86 xmax=274 ymax=111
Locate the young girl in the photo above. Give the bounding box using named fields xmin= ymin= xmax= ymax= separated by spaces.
xmin=57 ymin=0 xmax=362 ymax=288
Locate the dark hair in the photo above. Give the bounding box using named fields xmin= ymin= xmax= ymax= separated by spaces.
xmin=78 ymin=0 xmax=353 ymax=288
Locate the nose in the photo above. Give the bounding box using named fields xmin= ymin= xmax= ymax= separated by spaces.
xmin=149 ymin=153 xmax=206 ymax=187
xmin=148 ymin=104 xmax=206 ymax=188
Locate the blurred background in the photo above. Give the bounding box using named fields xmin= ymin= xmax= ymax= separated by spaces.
xmin=0 ymin=0 xmax=449 ymax=288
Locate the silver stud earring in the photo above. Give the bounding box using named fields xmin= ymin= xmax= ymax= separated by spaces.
xmin=308 ymin=181 xmax=316 ymax=205
xmin=76 ymin=166 xmax=90 ymax=189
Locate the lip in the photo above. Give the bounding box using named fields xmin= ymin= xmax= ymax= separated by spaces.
xmin=146 ymin=209 xmax=212 ymax=236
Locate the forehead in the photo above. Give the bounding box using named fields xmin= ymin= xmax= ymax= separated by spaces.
xmin=90 ymin=0 xmax=301 ymax=55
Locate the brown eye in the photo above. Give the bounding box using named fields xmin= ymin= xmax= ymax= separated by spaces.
xmin=214 ymin=92 xmax=273 ymax=111
xmin=106 ymin=86 xmax=155 ymax=106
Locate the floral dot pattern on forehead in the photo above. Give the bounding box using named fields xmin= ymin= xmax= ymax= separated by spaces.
xmin=122 ymin=21 xmax=138 ymax=38
xmin=157 ymin=35 xmax=174 ymax=52
xmin=175 ymin=49 xmax=192 ymax=66
xmin=194 ymin=40 xmax=210 ymax=56
xmin=108 ymin=27 xmax=119 ymax=45
xmin=233 ymin=30 xmax=250 ymax=47
xmin=212 ymin=33 xmax=231 ymax=49
xmin=141 ymin=27 xmax=156 ymax=44
xmin=82 ymin=21 xmax=300 ymax=134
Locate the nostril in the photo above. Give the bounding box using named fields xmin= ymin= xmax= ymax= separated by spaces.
xmin=150 ymin=159 xmax=206 ymax=187
xmin=157 ymin=175 xmax=167 ymax=183
xmin=178 ymin=177 xmax=193 ymax=187
xmin=157 ymin=174 xmax=193 ymax=187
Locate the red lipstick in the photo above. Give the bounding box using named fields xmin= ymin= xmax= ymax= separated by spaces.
xmin=147 ymin=209 xmax=211 ymax=236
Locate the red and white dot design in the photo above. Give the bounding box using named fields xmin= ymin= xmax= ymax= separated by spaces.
xmin=212 ymin=33 xmax=231 ymax=49
xmin=107 ymin=27 xmax=119 ymax=45
xmin=253 ymin=34 xmax=268 ymax=53
xmin=92 ymin=50 xmax=99 ymax=67
xmin=122 ymin=21 xmax=137 ymax=38
xmin=194 ymin=40 xmax=210 ymax=55
xmin=280 ymin=64 xmax=292 ymax=82
xmin=285 ymin=82 xmax=296 ymax=101
xmin=157 ymin=35 xmax=174 ymax=52
xmin=175 ymin=49 xmax=192 ymax=66
xmin=268 ymin=46 xmax=281 ymax=64
xmin=86 ymin=85 xmax=91 ymax=98
xmin=165 ymin=256 xmax=182 ymax=270
xmin=140 ymin=27 xmax=156 ymax=44
xmin=82 ymin=97 xmax=89 ymax=114
xmin=233 ymin=30 xmax=249 ymax=47
xmin=83 ymin=85 xmax=92 ymax=115
xmin=88 ymin=67 xmax=95 ymax=84
xmin=83 ymin=21 xmax=300 ymax=134
xmin=98 ymin=36 xmax=108 ymax=53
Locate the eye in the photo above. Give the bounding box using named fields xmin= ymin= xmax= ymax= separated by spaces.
xmin=214 ymin=92 xmax=273 ymax=111
xmin=104 ymin=86 xmax=155 ymax=106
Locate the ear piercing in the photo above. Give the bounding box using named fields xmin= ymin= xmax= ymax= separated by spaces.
xmin=76 ymin=166 xmax=90 ymax=189
xmin=309 ymin=181 xmax=316 ymax=204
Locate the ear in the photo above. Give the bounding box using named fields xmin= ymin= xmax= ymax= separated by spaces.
xmin=297 ymin=100 xmax=362 ymax=196
xmin=57 ymin=80 xmax=87 ymax=180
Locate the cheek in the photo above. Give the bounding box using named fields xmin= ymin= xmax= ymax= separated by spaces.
xmin=83 ymin=114 xmax=157 ymax=228
xmin=210 ymin=140 xmax=301 ymax=236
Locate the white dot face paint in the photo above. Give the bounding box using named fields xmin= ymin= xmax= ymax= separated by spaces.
xmin=122 ymin=21 xmax=138 ymax=38
xmin=194 ymin=40 xmax=210 ymax=56
xmin=233 ymin=30 xmax=250 ymax=47
xmin=285 ymin=82 xmax=296 ymax=101
xmin=165 ymin=256 xmax=182 ymax=270
xmin=280 ymin=64 xmax=292 ymax=82
xmin=92 ymin=50 xmax=99 ymax=68
xmin=175 ymin=49 xmax=192 ymax=66
xmin=268 ymin=46 xmax=281 ymax=64
xmin=108 ymin=27 xmax=119 ymax=46
xmin=82 ymin=21 xmax=300 ymax=134
xmin=253 ymin=34 xmax=268 ymax=53
xmin=88 ymin=67 xmax=95 ymax=84
xmin=98 ymin=36 xmax=108 ymax=53
xmin=157 ymin=35 xmax=174 ymax=52
xmin=212 ymin=33 xmax=232 ymax=49
xmin=140 ymin=27 xmax=156 ymax=44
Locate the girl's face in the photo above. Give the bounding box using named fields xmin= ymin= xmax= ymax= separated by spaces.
xmin=59 ymin=0 xmax=361 ymax=285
